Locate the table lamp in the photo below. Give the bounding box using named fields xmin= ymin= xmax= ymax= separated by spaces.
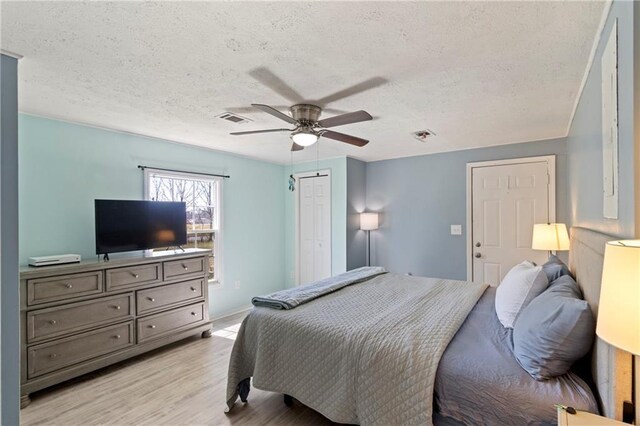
xmin=597 ymin=240 xmax=640 ymax=424
xmin=360 ymin=212 xmax=379 ymax=267
xmin=532 ymin=223 xmax=570 ymax=257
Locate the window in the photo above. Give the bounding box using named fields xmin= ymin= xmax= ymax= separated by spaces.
xmin=144 ymin=169 xmax=221 ymax=282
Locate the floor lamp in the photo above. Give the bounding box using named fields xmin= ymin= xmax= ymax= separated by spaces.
xmin=360 ymin=212 xmax=379 ymax=267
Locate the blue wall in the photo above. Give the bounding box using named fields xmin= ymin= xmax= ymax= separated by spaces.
xmin=366 ymin=138 xmax=568 ymax=280
xmin=1 ymin=54 xmax=20 ymax=426
xmin=19 ymin=114 xmax=286 ymax=316
xmin=567 ymin=0 xmax=636 ymax=239
xmin=346 ymin=157 xmax=367 ymax=270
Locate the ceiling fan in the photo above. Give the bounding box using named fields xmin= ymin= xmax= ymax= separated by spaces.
xmin=229 ymin=104 xmax=373 ymax=151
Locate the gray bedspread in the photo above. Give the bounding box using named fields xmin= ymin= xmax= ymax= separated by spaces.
xmin=227 ymin=273 xmax=487 ymax=425
xmin=251 ymin=266 xmax=387 ymax=309
xmin=434 ymin=287 xmax=598 ymax=425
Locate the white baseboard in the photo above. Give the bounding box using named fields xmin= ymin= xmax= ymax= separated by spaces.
xmin=210 ymin=305 xmax=252 ymax=322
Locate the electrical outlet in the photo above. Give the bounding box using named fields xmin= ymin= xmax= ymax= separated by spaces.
xmin=450 ymin=225 xmax=462 ymax=236
xmin=234 ymin=280 xmax=241 ymax=289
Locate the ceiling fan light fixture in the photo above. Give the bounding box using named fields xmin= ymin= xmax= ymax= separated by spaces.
xmin=291 ymin=129 xmax=319 ymax=147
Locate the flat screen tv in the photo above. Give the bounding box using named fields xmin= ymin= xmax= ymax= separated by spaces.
xmin=95 ymin=199 xmax=187 ymax=256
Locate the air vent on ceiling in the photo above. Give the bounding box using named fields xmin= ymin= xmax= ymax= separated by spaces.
xmin=216 ymin=112 xmax=252 ymax=124
xmin=412 ymin=129 xmax=436 ymax=142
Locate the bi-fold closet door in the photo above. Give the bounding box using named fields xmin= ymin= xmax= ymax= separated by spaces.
xmin=298 ymin=173 xmax=332 ymax=285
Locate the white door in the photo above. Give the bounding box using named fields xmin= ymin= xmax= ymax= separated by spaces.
xmin=298 ymin=174 xmax=331 ymax=285
xmin=470 ymin=159 xmax=552 ymax=286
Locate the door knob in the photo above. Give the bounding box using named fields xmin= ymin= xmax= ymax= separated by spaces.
xmin=475 ymin=242 xmax=481 ymax=247
xmin=475 ymin=253 xmax=482 ymax=258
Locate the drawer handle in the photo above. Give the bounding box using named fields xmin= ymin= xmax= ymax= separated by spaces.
xmin=113 ymin=334 xmax=121 ymax=339
xmin=49 ymin=320 xmax=57 ymax=325
xmin=49 ymin=353 xmax=58 ymax=359
xmin=113 ymin=305 xmax=121 ymax=310
xmin=149 ymin=325 xmax=156 ymax=329
xmin=131 ymin=272 xmax=140 ymax=278
xmin=64 ymin=283 xmax=73 ymax=289
xmin=182 ymin=264 xmax=189 ymax=271
xmin=191 ymin=312 xmax=197 ymax=316
xmin=148 ymin=297 xmax=155 ymax=302
xmin=190 ymin=287 xmax=197 ymax=292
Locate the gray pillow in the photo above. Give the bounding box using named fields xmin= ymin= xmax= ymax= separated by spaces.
xmin=512 ymin=275 xmax=594 ymax=380
xmin=547 ymin=274 xmax=582 ymax=298
xmin=542 ymin=255 xmax=571 ymax=282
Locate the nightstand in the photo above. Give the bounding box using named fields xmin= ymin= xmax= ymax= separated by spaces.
xmin=557 ymin=407 xmax=626 ymax=425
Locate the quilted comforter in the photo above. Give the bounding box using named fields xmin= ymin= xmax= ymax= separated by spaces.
xmin=226 ymin=273 xmax=487 ymax=425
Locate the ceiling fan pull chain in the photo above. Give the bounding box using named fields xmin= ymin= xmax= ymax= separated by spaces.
xmin=316 ymin=140 xmax=320 ymax=175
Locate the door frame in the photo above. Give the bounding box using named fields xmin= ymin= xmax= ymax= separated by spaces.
xmin=294 ymin=169 xmax=332 ymax=286
xmin=465 ymin=155 xmax=556 ymax=281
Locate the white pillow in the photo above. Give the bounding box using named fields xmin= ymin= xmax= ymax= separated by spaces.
xmin=495 ymin=261 xmax=549 ymax=328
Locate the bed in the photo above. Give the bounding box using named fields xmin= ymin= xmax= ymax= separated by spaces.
xmin=225 ymin=227 xmax=632 ymax=424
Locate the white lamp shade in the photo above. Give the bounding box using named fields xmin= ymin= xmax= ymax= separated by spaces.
xmin=291 ymin=132 xmax=318 ymax=147
xmin=531 ymin=223 xmax=570 ymax=251
xmin=360 ymin=213 xmax=379 ymax=231
xmin=596 ymin=240 xmax=640 ymax=355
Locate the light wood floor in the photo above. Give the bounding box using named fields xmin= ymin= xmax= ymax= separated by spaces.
xmin=21 ymin=312 xmax=335 ymax=426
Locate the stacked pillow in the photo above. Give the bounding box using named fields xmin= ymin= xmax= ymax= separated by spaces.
xmin=542 ymin=254 xmax=571 ymax=282
xmin=511 ymin=258 xmax=595 ymax=380
xmin=495 ymin=261 xmax=549 ymax=328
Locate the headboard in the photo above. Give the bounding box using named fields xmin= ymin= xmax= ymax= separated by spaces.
xmin=569 ymin=227 xmax=632 ymax=420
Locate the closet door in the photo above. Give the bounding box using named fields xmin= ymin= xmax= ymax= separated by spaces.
xmin=298 ymin=174 xmax=332 ymax=285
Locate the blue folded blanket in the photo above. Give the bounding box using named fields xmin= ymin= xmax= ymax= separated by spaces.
xmin=251 ymin=266 xmax=387 ymax=310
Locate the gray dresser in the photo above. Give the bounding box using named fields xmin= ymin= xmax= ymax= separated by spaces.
xmin=19 ymin=249 xmax=213 ymax=407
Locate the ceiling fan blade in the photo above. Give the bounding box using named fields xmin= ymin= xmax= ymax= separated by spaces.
xmin=315 ymin=77 xmax=388 ymax=106
xmin=318 ymin=110 xmax=373 ymax=128
xmin=230 ymin=128 xmax=291 ymax=136
xmin=321 ymin=107 xmax=348 ymax=115
xmin=252 ymin=104 xmax=297 ymax=125
xmin=249 ymin=67 xmax=304 ymax=104
xmin=321 ymin=130 xmax=369 ymax=147
xmin=227 ymin=105 xmax=347 ymax=115
xmin=291 ymin=143 xmax=304 ymax=152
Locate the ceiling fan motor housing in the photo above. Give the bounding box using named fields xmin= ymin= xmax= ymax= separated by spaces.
xmin=290 ymin=104 xmax=322 ymax=124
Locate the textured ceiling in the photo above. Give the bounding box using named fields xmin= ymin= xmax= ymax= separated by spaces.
xmin=1 ymin=1 xmax=606 ymax=164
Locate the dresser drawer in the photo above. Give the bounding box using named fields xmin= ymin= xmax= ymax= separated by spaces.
xmin=163 ymin=257 xmax=206 ymax=281
xmin=105 ymin=263 xmax=162 ymax=291
xmin=136 ymin=279 xmax=205 ymax=315
xmin=27 ymin=322 xmax=134 ymax=378
xmin=137 ymin=303 xmax=205 ymax=343
xmin=27 ymin=271 xmax=103 ymax=306
xmin=27 ymin=294 xmax=134 ymax=343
